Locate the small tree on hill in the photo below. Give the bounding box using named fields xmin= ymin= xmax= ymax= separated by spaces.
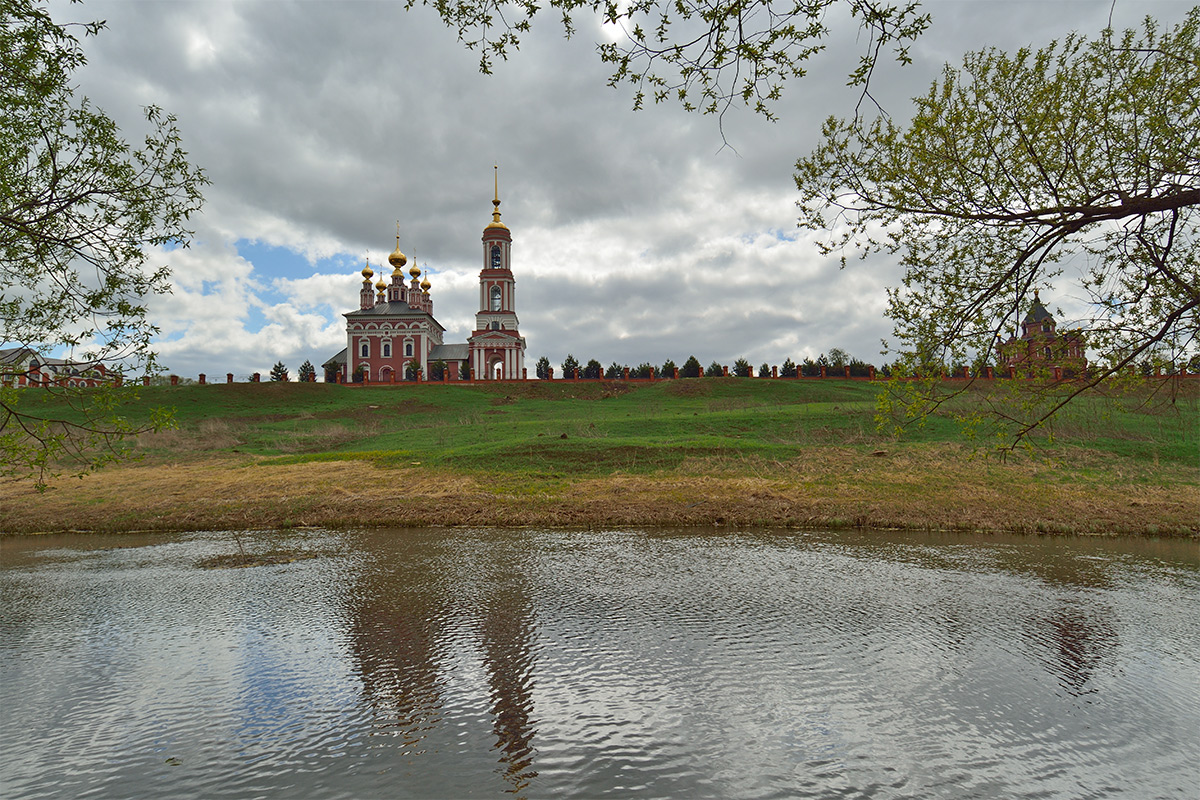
xmin=605 ymin=362 xmax=625 ymax=379
xmin=681 ymin=356 xmax=702 ymax=378
xmin=780 ymin=358 xmax=798 ymax=378
xmin=733 ymin=358 xmax=752 ymax=377
xmin=758 ymin=362 xmax=771 ymax=377
xmin=562 ymin=354 xmax=580 ymax=379
xmin=428 ymin=359 xmax=447 ymax=381
xmin=583 ymin=359 xmax=603 ymax=379
xmin=405 ymin=362 xmax=422 ymax=381
xmin=632 ymin=362 xmax=654 ymax=379
xmin=827 ymin=348 xmax=850 ymax=369
xmin=298 ymin=360 xmax=315 ymax=382
xmin=270 ymin=362 xmax=288 ymax=382
xmin=535 ymin=355 xmax=551 ymax=379
xmin=705 ymin=361 xmax=725 ymax=377
xmin=800 ymin=357 xmax=818 ymax=376
xmin=660 ymin=359 xmax=677 ymax=378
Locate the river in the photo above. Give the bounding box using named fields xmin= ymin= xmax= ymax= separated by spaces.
xmin=1 ymin=528 xmax=1197 ymax=799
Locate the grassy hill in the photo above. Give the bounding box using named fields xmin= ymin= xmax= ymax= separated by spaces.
xmin=5 ymin=378 xmax=1197 ymax=536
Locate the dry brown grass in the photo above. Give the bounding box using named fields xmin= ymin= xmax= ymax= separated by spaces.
xmin=4 ymin=446 xmax=1196 ymax=537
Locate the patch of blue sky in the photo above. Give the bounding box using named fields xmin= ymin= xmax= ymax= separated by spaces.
xmin=236 ymin=239 xmax=359 ymax=281
xmin=749 ymin=228 xmax=799 ymax=244
xmin=242 ymin=305 xmax=271 ymax=333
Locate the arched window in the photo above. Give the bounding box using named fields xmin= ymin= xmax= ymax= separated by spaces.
xmin=359 ymin=341 xmax=368 ymax=358
xmin=491 ymin=245 xmax=501 ymax=268
xmin=405 ymin=342 xmax=413 ymax=357
xmin=382 ymin=342 xmax=391 ymax=358
xmin=1044 ymin=346 xmax=1052 ymax=359
xmin=490 ymin=321 xmax=500 ymax=330
xmin=490 ymin=285 xmax=502 ymax=311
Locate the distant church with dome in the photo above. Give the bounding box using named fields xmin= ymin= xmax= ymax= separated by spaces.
xmin=323 ymin=170 xmax=526 ymax=383
xmin=996 ymin=290 xmax=1087 ymax=377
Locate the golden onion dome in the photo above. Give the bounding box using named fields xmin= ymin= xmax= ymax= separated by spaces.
xmin=420 ymin=272 xmax=431 ymax=291
xmin=409 ymin=262 xmax=421 ymax=279
xmin=388 ymin=235 xmax=407 ymax=269
xmin=375 ymin=276 xmax=386 ymax=292
xmin=361 ymin=260 xmax=374 ymax=281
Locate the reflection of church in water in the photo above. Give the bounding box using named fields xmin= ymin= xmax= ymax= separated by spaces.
xmin=346 ymin=534 xmax=537 ymax=795
xmin=324 ymin=169 xmax=527 ymax=383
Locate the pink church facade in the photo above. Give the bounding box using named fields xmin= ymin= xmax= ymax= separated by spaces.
xmin=324 ymin=175 xmax=526 ymax=383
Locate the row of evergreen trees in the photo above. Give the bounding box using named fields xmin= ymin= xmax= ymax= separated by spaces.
xmin=537 ymin=350 xmax=877 ymax=380
xmin=268 ymin=360 xmax=316 ymax=382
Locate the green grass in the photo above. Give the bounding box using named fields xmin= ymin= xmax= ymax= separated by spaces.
xmin=17 ymin=377 xmax=1199 ymax=478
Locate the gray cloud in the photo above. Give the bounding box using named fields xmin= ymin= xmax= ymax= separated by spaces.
xmin=43 ymin=0 xmax=1184 ymax=377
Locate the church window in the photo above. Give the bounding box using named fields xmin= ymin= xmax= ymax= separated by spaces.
xmin=359 ymin=341 xmax=368 ymax=358
xmin=491 ymin=321 xmax=500 ymax=330
xmin=405 ymin=342 xmax=413 ymax=357
xmin=491 ymin=245 xmax=501 ymax=268
xmin=382 ymin=342 xmax=391 ymax=358
xmin=490 ymin=286 xmax=502 ymax=311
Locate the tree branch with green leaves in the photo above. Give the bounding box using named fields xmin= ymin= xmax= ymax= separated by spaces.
xmin=794 ymin=9 xmax=1199 ymax=450
xmin=412 ymin=0 xmax=930 ymax=122
xmin=1 ymin=0 xmax=207 ymax=487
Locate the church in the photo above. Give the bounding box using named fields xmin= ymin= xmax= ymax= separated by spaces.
xmin=996 ymin=291 xmax=1087 ymax=377
xmin=323 ymin=172 xmax=527 ymax=383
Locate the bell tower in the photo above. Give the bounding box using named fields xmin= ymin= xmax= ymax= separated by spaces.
xmin=468 ymin=167 xmax=526 ymax=379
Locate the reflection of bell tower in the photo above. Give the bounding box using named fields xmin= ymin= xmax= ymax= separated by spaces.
xmin=468 ymin=166 xmax=526 ymax=379
xmin=482 ymin=583 xmax=538 ymax=794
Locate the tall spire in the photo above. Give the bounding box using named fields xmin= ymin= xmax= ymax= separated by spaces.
xmin=486 ymin=164 xmax=508 ymax=230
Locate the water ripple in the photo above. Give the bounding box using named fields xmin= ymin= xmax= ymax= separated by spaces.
xmin=1 ymin=528 xmax=1197 ymax=799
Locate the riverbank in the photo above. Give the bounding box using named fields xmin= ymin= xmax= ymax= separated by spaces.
xmin=5 ymin=445 xmax=1196 ymax=536
xmin=6 ymin=380 xmax=1197 ymax=536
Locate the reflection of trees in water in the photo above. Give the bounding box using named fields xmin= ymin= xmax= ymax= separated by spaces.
xmin=1032 ymin=603 xmax=1118 ymax=696
xmin=481 ymin=582 xmax=538 ymax=795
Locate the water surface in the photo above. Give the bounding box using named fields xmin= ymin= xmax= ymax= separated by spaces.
xmin=2 ymin=528 xmax=1197 ymax=799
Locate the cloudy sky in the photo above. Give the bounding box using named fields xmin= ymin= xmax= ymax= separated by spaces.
xmin=47 ymin=0 xmax=1189 ymax=378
